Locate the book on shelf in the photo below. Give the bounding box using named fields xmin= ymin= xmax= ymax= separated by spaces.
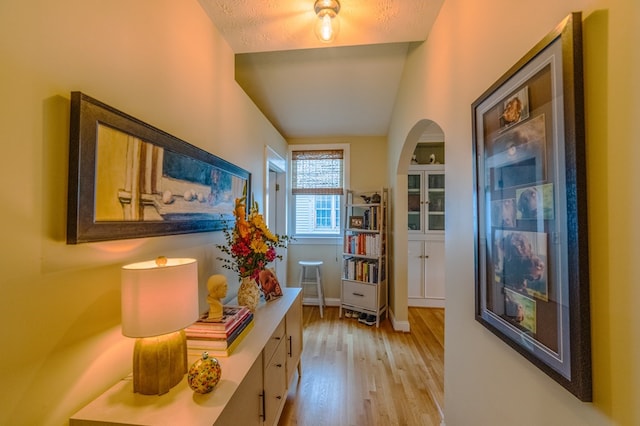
xmin=185 ymin=305 xmax=251 ymax=337
xmin=344 ymin=233 xmax=380 ymax=256
xmin=343 ymin=257 xmax=380 ymax=283
xmin=188 ymin=319 xmax=255 ymax=357
xmin=362 ymin=206 xmax=378 ymax=230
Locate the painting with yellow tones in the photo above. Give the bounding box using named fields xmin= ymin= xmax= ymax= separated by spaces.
xmin=67 ymin=92 xmax=250 ymax=243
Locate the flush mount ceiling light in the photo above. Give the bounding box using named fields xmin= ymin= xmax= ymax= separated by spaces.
xmin=314 ymin=0 xmax=341 ymax=43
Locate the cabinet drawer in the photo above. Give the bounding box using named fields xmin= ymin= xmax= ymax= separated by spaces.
xmin=263 ymin=339 xmax=287 ymax=426
xmin=342 ymin=281 xmax=377 ymax=310
xmin=264 ymin=318 xmax=285 ymax=363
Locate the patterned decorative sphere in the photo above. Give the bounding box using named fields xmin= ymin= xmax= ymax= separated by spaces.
xmin=188 ymin=352 xmax=222 ymax=394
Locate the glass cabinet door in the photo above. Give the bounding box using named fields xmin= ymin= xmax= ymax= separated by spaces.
xmin=427 ymin=173 xmax=445 ymax=231
xmin=408 ymin=173 xmax=422 ymax=232
xmin=408 ymin=168 xmax=445 ymax=234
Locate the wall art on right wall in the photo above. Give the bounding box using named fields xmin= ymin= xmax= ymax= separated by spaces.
xmin=472 ymin=12 xmax=591 ymax=401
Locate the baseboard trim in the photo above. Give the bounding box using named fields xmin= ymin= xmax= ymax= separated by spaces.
xmin=389 ymin=309 xmax=410 ymax=332
xmin=303 ymin=299 xmax=411 ymax=333
xmin=408 ymin=298 xmax=445 ymax=308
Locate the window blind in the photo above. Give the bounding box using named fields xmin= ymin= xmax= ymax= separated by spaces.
xmin=291 ymin=149 xmax=344 ymax=195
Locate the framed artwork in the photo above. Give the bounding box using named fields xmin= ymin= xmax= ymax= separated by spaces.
xmin=67 ymin=92 xmax=251 ymax=244
xmin=472 ymin=13 xmax=591 ymax=401
xmin=258 ymin=268 xmax=283 ymax=302
xmin=349 ymin=216 xmax=364 ymax=229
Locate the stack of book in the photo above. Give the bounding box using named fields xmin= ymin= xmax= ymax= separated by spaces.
xmin=185 ymin=306 xmax=254 ymax=357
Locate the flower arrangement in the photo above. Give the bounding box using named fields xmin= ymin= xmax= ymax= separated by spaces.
xmin=217 ymin=194 xmax=290 ymax=280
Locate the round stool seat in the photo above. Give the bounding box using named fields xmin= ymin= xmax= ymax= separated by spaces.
xmin=298 ymin=260 xmax=325 ymax=318
xmin=299 ymin=260 xmax=323 ymax=266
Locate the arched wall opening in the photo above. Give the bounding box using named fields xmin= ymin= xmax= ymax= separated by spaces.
xmin=390 ymin=118 xmax=445 ymax=331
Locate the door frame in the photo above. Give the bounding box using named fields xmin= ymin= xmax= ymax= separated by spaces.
xmin=264 ymin=145 xmax=288 ymax=285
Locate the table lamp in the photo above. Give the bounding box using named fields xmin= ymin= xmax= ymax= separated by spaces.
xmin=121 ymin=256 xmax=199 ymax=395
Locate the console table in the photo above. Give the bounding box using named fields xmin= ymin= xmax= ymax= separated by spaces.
xmin=70 ymin=288 xmax=302 ymax=426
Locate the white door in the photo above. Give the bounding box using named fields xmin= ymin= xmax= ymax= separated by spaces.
xmin=424 ymin=240 xmax=446 ymax=303
xmin=408 ymin=239 xmax=445 ymax=308
xmin=408 ymin=240 xmax=425 ymax=299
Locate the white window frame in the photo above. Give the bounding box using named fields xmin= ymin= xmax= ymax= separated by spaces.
xmin=288 ymin=143 xmax=350 ymax=244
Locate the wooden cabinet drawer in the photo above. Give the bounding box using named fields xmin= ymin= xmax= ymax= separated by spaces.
xmin=263 ymin=336 xmax=287 ymax=426
xmin=264 ymin=318 xmax=285 ymax=363
xmin=285 ymin=292 xmax=303 ymax=385
xmin=342 ymin=281 xmax=377 ymax=310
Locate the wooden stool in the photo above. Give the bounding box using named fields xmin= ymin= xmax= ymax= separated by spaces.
xmin=298 ymin=260 xmax=325 ymax=318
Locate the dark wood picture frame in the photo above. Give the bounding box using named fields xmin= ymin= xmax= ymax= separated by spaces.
xmin=67 ymin=92 xmax=251 ymax=244
xmin=349 ymin=216 xmax=364 ymax=229
xmin=471 ymin=13 xmax=591 ymax=401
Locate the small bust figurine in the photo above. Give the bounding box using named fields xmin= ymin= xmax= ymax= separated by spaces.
xmin=206 ymin=274 xmax=228 ymax=321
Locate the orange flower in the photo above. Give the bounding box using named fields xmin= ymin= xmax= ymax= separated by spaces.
xmin=234 ymin=197 xmax=250 ymax=238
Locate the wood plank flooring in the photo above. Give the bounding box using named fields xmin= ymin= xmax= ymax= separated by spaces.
xmin=278 ymin=306 xmax=444 ymax=426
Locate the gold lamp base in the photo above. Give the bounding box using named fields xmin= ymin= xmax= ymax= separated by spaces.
xmin=132 ymin=330 xmax=188 ymax=395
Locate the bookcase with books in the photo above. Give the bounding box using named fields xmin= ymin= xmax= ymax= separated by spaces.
xmin=340 ymin=188 xmax=388 ymax=327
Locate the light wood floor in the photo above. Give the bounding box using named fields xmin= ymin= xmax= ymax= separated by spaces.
xmin=278 ymin=306 xmax=444 ymax=426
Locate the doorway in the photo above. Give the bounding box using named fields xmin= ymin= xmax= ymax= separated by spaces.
xmin=264 ymin=145 xmax=288 ymax=284
xmin=404 ymin=121 xmax=446 ymax=309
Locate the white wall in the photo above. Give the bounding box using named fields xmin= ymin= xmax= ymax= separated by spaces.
xmin=0 ymin=1 xmax=287 ymax=424
xmin=388 ymin=0 xmax=639 ymax=424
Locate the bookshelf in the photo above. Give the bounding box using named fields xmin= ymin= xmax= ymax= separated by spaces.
xmin=340 ymin=188 xmax=388 ymax=327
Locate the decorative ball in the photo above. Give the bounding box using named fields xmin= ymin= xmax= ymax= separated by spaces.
xmin=188 ymin=352 xmax=222 ymax=394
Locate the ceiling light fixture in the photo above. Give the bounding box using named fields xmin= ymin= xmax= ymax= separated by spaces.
xmin=314 ymin=0 xmax=341 ymax=43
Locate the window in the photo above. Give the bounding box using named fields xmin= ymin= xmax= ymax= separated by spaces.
xmin=290 ymin=145 xmax=349 ymax=238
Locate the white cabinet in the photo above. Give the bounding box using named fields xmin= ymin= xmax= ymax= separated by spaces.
xmin=408 ymin=165 xmax=445 ymax=235
xmin=263 ymin=321 xmax=287 ymax=426
xmin=408 ymin=239 xmax=445 ymax=308
xmin=216 ymin=354 xmax=263 ymax=425
xmin=408 ymin=165 xmax=445 ymax=308
xmin=70 ymin=289 xmax=303 ymax=426
xmin=340 ymin=188 xmax=388 ymax=327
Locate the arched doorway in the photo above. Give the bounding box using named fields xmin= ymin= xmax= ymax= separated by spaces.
xmin=406 ymin=123 xmax=446 ymax=308
xmin=397 ymin=119 xmax=446 ymax=420
xmin=390 ymin=119 xmax=446 ymax=332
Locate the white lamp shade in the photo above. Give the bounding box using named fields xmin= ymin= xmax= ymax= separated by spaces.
xmin=121 ymin=258 xmax=199 ymax=338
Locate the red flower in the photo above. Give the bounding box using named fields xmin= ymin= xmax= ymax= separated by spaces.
xmin=216 ymin=195 xmax=292 ymax=279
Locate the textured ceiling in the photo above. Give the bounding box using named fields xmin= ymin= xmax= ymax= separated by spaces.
xmin=198 ymin=0 xmax=444 ymax=138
